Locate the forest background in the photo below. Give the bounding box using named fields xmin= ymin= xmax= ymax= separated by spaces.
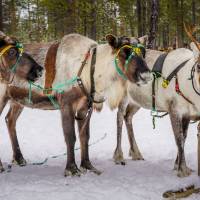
xmin=0 ymin=0 xmax=199 ymax=49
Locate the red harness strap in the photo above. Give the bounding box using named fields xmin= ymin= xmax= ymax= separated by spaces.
xmin=175 ymin=76 xmax=194 ymax=105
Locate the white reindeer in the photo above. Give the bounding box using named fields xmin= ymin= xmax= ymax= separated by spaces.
xmin=114 ymin=25 xmax=200 ymax=177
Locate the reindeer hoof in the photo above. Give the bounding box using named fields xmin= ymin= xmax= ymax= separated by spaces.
xmin=174 ymin=163 xmax=178 ymax=171
xmin=114 ymin=159 xmax=126 ymax=165
xmin=113 ymin=149 xmax=126 ymax=165
xmin=64 ymin=164 xmax=81 ymax=177
xmin=0 ymin=166 xmax=5 ymax=173
xmin=12 ymin=157 xmax=27 ymax=166
xmin=80 ymin=161 xmax=102 ymax=175
xmin=129 ymin=149 xmax=144 ymax=160
xmin=177 ymin=166 xmax=193 ymax=178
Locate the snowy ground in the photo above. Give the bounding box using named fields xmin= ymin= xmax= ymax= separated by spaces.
xmin=0 ymin=105 xmax=200 ymax=200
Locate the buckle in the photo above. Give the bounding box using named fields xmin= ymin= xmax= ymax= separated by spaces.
xmin=151 ymin=109 xmax=158 ymax=116
xmin=162 ymin=79 xmax=169 ymax=88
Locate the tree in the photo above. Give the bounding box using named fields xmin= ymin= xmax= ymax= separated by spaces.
xmin=136 ymin=0 xmax=142 ymax=37
xmin=147 ymin=0 xmax=159 ymax=49
xmin=0 ymin=0 xmax=3 ymax=31
xmin=90 ymin=0 xmax=97 ymax=40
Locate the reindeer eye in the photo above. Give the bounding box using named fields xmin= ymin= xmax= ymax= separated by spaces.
xmin=196 ymin=64 xmax=200 ymax=72
xmin=8 ymin=48 xmax=17 ymax=58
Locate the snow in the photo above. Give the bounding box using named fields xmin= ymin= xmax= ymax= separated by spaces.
xmin=0 ymin=105 xmax=200 ymax=200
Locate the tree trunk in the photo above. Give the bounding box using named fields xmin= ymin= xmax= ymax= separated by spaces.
xmin=175 ymin=0 xmax=183 ymax=48
xmin=192 ymin=0 xmax=196 ymax=25
xmin=90 ymin=0 xmax=97 ymax=40
xmin=137 ymin=0 xmax=142 ymax=37
xmin=180 ymin=0 xmax=184 ymax=46
xmin=10 ymin=0 xmax=17 ymax=34
xmin=65 ymin=0 xmax=76 ymax=34
xmin=111 ymin=5 xmax=117 ymax=36
xmin=142 ymin=0 xmax=147 ymax=35
xmin=147 ymin=0 xmax=159 ymax=49
xmin=0 ymin=0 xmax=3 ymax=31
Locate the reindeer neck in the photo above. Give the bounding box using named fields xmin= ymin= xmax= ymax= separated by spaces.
xmin=93 ymin=44 xmax=127 ymax=109
xmin=95 ymin=44 xmax=116 ymax=78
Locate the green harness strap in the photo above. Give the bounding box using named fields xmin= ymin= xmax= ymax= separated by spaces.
xmin=151 ymin=71 xmax=168 ymax=129
xmin=114 ymin=58 xmax=127 ymax=80
xmin=10 ymin=55 xmax=22 ymax=72
xmin=10 ymin=43 xmax=24 ymax=72
xmin=114 ymin=44 xmax=144 ymax=80
xmin=28 ymin=76 xmax=78 ymax=109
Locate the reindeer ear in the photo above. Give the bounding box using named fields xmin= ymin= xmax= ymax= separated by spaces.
xmin=138 ymin=35 xmax=148 ymax=45
xmin=190 ymin=42 xmax=200 ymax=60
xmin=0 ymin=31 xmax=15 ymax=44
xmin=106 ymin=34 xmax=118 ymax=49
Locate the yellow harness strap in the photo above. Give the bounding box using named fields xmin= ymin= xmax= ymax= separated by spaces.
xmin=115 ymin=45 xmax=142 ymax=57
xmin=0 ymin=45 xmax=14 ymax=57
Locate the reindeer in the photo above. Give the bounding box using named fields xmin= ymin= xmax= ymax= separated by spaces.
xmin=0 ymin=33 xmax=151 ymax=176
xmin=113 ymin=24 xmax=200 ymax=177
xmin=0 ymin=31 xmax=43 ymax=172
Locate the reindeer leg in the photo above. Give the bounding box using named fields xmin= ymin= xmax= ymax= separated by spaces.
xmin=113 ymin=100 xmax=127 ymax=165
xmin=60 ymin=104 xmax=81 ymax=177
xmin=0 ymin=159 xmax=4 ymax=172
xmin=0 ymin=85 xmax=8 ymax=172
xmin=77 ymin=105 xmax=101 ymax=175
xmin=124 ymin=104 xmax=143 ymax=160
xmin=174 ymin=116 xmax=190 ymax=171
xmin=169 ymin=103 xmax=192 ymax=177
xmin=5 ymin=103 xmax=26 ymax=166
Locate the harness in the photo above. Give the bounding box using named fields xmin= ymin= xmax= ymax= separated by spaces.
xmin=0 ymin=43 xmax=23 ymax=83
xmin=75 ymin=45 xmax=100 ymax=120
xmin=28 ymin=44 xmax=101 ymax=120
xmin=151 ymin=53 xmax=168 ymax=117
xmin=151 ymin=54 xmax=192 ymax=128
xmin=114 ymin=44 xmax=144 ymax=80
xmin=190 ymin=61 xmax=200 ymax=96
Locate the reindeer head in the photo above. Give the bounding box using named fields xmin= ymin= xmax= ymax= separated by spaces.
xmin=184 ymin=23 xmax=200 ymax=88
xmin=106 ymin=34 xmax=151 ymax=85
xmin=0 ymin=31 xmax=43 ymax=83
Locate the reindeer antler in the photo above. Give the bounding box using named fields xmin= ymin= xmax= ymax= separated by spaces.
xmin=184 ymin=23 xmax=200 ymax=51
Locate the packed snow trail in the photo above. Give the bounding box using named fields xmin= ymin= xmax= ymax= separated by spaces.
xmin=0 ymin=106 xmax=199 ymax=200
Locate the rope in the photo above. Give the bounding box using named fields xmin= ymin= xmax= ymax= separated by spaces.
xmin=151 ymin=110 xmax=168 ymax=129
xmin=5 ymin=133 xmax=107 ymax=171
xmin=28 ymin=81 xmax=32 ymax=104
xmin=30 ymin=133 xmax=107 ymax=165
xmin=151 ymin=71 xmax=168 ymax=129
xmin=28 ymin=76 xmax=78 ymax=109
xmin=10 ymin=55 xmax=22 ymax=72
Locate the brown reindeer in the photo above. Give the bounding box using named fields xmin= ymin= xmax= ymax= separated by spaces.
xmin=0 ymin=31 xmax=43 ymax=172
